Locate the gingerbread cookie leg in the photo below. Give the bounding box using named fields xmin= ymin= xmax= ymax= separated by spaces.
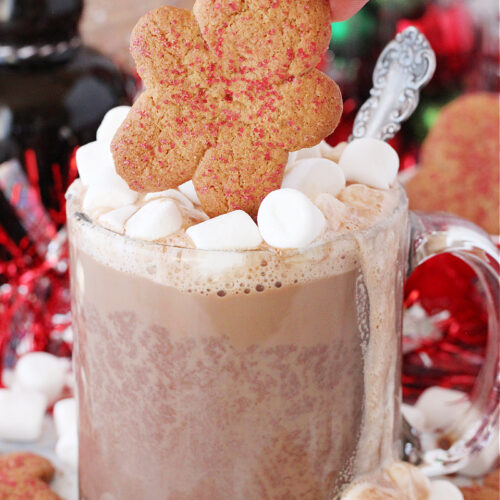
xmin=193 ymin=143 xmax=288 ymax=217
xmin=113 ymin=92 xmax=206 ymax=192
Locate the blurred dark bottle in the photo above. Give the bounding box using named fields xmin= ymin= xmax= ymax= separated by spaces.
xmin=0 ymin=1 xmax=136 ymax=368
xmin=0 ymin=0 xmax=136 ymax=234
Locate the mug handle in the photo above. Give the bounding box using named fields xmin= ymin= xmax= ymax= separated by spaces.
xmin=406 ymin=211 xmax=499 ymax=477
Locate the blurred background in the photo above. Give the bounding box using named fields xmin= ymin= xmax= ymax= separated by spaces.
xmin=0 ymin=0 xmax=498 ymax=400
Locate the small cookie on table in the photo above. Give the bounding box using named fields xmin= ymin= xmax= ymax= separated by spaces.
xmin=0 ymin=452 xmax=61 ymax=499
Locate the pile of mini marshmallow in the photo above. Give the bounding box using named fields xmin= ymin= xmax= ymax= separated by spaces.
xmin=75 ymin=107 xmax=400 ymax=250
xmin=0 ymin=352 xmax=77 ymax=470
xmin=402 ymin=387 xmax=499 ymax=480
xmin=343 ymin=386 xmax=499 ymax=500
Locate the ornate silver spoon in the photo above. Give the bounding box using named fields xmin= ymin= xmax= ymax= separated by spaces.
xmin=350 ymin=26 xmax=436 ymax=142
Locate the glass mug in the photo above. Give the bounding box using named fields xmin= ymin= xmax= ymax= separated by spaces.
xmin=67 ymin=185 xmax=499 ymax=500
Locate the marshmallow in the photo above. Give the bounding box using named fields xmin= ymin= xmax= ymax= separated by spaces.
xmin=76 ymin=141 xmax=115 ymax=187
xmin=428 ymin=480 xmax=464 ymax=500
xmin=295 ymin=144 xmax=322 ymax=161
xmin=53 ymin=398 xmax=77 ymax=438
xmin=187 ymin=210 xmax=262 ymax=251
xmin=285 ymin=152 xmax=298 ymax=172
xmin=178 ymin=180 xmax=201 ymax=205
xmin=282 ymin=158 xmax=346 ymax=199
xmin=98 ymin=205 xmax=137 ymax=234
xmin=14 ymin=352 xmax=69 ymax=404
xmin=78 ymin=108 xmax=139 ymax=213
xmin=402 ymin=403 xmax=427 ymax=432
xmin=460 ymin=425 xmax=499 ymax=477
xmin=55 ymin=429 xmax=79 ymax=469
xmin=125 ymin=199 xmax=182 ymax=241
xmin=0 ymin=389 xmax=47 ymax=442
xmin=96 ymin=106 xmax=131 ymax=146
xmin=286 ymin=144 xmax=322 ymax=172
xmin=319 ymin=140 xmax=347 ymax=163
xmin=415 ymin=387 xmax=469 ymax=431
xmin=339 ymin=138 xmax=399 ymax=189
xmin=257 ymin=188 xmax=326 ymax=249
xmin=145 ymin=189 xmax=194 ymax=209
xmin=82 ymin=170 xmax=138 ymax=212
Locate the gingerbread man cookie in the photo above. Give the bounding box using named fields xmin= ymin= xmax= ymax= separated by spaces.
xmin=112 ymin=0 xmax=342 ymax=217
xmin=0 ymin=452 xmax=61 ymax=499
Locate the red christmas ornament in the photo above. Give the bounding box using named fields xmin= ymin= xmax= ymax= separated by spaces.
xmin=402 ymin=252 xmax=491 ymax=402
xmin=0 ymin=160 xmax=72 ymax=386
xmin=397 ymin=2 xmax=476 ymax=84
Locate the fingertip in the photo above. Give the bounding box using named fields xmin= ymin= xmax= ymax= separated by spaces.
xmin=330 ymin=0 xmax=369 ymax=22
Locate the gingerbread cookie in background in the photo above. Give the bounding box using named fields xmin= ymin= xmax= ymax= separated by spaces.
xmin=405 ymin=93 xmax=499 ymax=235
xmin=0 ymin=452 xmax=61 ymax=499
xmin=111 ymin=0 xmax=343 ymax=217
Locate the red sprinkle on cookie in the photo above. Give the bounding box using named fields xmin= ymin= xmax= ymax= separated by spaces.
xmin=112 ymin=0 xmax=342 ymax=216
xmin=0 ymin=452 xmax=61 ymax=499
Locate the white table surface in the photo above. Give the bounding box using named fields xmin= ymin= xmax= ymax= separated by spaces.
xmin=0 ymin=416 xmax=77 ymax=500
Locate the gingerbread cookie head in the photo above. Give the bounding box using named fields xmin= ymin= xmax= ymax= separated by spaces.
xmin=0 ymin=452 xmax=61 ymax=499
xmin=112 ymin=0 xmax=342 ymax=217
xmin=193 ymin=0 xmax=332 ymax=80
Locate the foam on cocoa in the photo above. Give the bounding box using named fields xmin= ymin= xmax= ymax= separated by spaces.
xmin=66 ymin=180 xmax=404 ymax=297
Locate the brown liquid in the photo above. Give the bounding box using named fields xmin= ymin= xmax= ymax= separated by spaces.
xmin=67 ymin=181 xmax=409 ymax=500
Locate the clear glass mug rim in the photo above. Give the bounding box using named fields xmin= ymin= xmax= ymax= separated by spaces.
xmin=68 ymin=181 xmax=409 ymax=256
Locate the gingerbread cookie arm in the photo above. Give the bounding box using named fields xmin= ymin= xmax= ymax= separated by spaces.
xmin=276 ymin=70 xmax=343 ymax=151
xmin=113 ymin=92 xmax=208 ymax=192
xmin=113 ymin=7 xmax=220 ymax=192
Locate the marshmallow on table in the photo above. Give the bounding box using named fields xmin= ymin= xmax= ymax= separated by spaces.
xmin=178 ymin=180 xmax=201 ymax=206
xmin=282 ymin=158 xmax=346 ymax=199
xmin=56 ymin=429 xmax=79 ymax=469
xmin=415 ymin=387 xmax=470 ymax=432
xmin=401 ymin=403 xmax=427 ymax=432
xmin=98 ymin=205 xmax=137 ymax=234
xmin=53 ymin=398 xmax=79 ymax=469
xmin=257 ymin=188 xmax=326 ymax=249
xmin=339 ymin=138 xmax=399 ymax=189
xmin=96 ymin=106 xmax=131 ymax=147
xmin=460 ymin=424 xmax=499 ymax=477
xmin=125 ymin=199 xmax=182 ymax=241
xmin=53 ymin=398 xmax=77 ymax=438
xmin=187 ymin=210 xmax=262 ymax=251
xmin=0 ymin=389 xmax=47 ymax=442
xmin=14 ymin=352 xmax=69 ymax=404
xmin=428 ymin=480 xmax=464 ymax=500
